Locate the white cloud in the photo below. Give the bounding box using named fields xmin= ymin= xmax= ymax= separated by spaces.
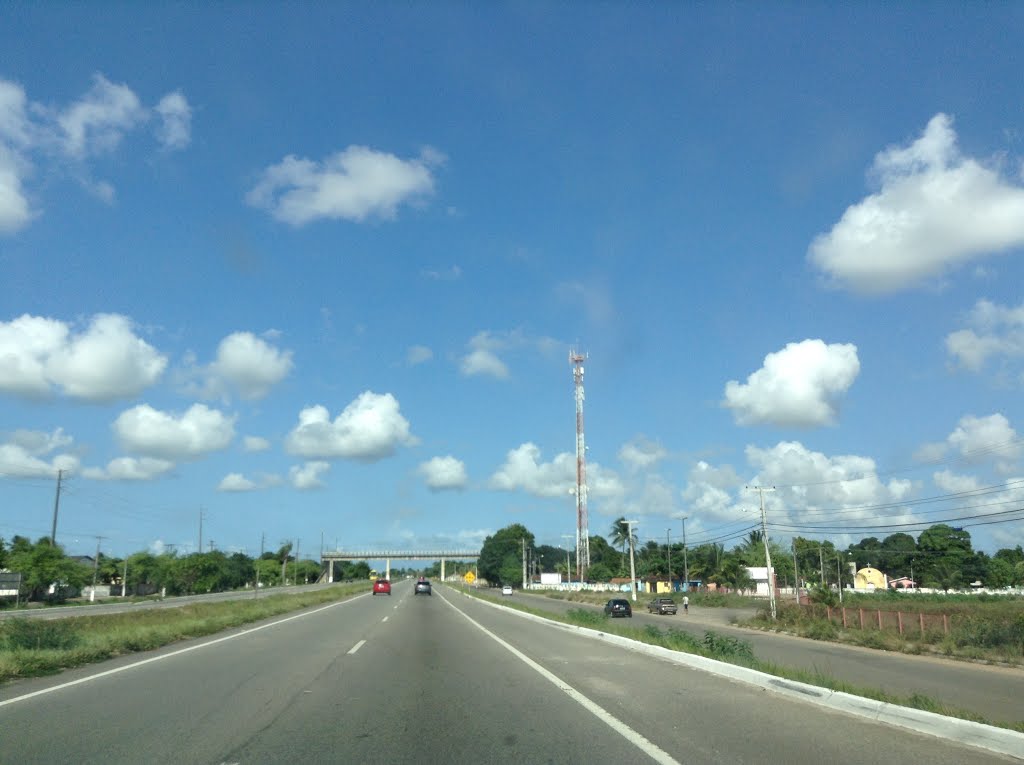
xmin=284 ymin=392 xmax=417 ymax=461
xmin=460 ymin=347 xmax=508 ymax=379
xmin=83 ymin=457 xmax=174 ymax=481
xmin=0 ymin=428 xmax=80 ymax=478
xmin=210 ymin=332 xmax=293 ymax=400
xmin=618 ymin=436 xmax=667 ymax=472
xmin=947 ymin=413 xmax=1021 ymax=462
xmin=290 ymin=461 xmax=329 ymax=490
xmin=489 ymin=442 xmax=624 ymax=500
xmin=55 ymin=74 xmax=147 ymax=158
xmin=946 ymin=299 xmax=1024 ymax=372
xmin=246 ymin=145 xmax=441 ymax=225
xmin=218 ymin=472 xmax=257 ymax=492
xmin=243 ymin=435 xmax=271 ymax=452
xmin=457 ymin=330 xmax=559 ymax=380
xmin=154 ymin=91 xmax=191 ymax=150
xmin=0 ymin=74 xmax=191 ymax=235
xmin=933 ymin=469 xmax=980 ymax=494
xmin=0 ymin=313 xmax=166 ymax=401
xmin=418 ymin=456 xmax=468 ymax=491
xmin=114 ymin=403 xmax=236 ymax=460
xmin=722 ymin=339 xmax=860 ymax=427
xmin=809 ymin=113 xmax=1024 ymax=294
xmin=407 ymin=345 xmax=433 ymax=365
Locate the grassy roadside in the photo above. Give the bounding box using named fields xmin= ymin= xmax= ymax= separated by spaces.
xmin=0 ymin=582 xmax=366 ymax=683
xmin=532 ymin=588 xmax=758 ymax=610
xmin=453 ymin=586 xmax=1024 ymax=734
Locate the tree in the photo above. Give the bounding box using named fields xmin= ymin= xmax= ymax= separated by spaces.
xmin=877 ymin=532 xmax=917 ymax=577
xmin=917 ymin=524 xmax=973 ymax=586
xmin=477 ymin=524 xmax=534 ymax=586
xmin=608 ymin=517 xmax=635 ymax=575
xmin=6 ymin=537 xmax=89 ymax=601
xmin=586 ymin=562 xmax=613 ymax=582
xmin=986 ymin=557 xmax=1015 ymax=589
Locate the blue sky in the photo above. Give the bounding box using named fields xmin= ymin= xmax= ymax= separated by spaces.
xmin=2 ymin=4 xmax=1023 ymax=563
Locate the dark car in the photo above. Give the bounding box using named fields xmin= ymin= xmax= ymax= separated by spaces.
xmin=372 ymin=579 xmax=391 ymax=595
xmin=604 ymin=598 xmax=632 ymax=618
xmin=414 ymin=578 xmax=432 ymax=595
xmin=647 ymin=597 xmax=678 ymax=615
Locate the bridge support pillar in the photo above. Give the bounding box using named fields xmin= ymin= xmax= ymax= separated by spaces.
xmin=386 ymin=558 xmax=391 ymax=581
xmin=328 ymin=559 xmax=334 ymax=583
xmin=441 ymin=557 xmax=446 ymax=582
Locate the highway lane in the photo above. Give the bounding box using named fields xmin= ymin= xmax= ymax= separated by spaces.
xmin=492 ymin=588 xmax=1024 ymax=726
xmin=0 ymin=581 xmax=1018 ymax=764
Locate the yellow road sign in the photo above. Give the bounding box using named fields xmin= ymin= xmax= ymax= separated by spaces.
xmin=464 ymin=571 xmax=476 ymax=583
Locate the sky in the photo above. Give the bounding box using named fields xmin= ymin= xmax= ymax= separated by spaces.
xmin=1 ymin=4 xmax=1023 ymax=565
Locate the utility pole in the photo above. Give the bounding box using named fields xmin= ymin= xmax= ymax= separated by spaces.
xmin=90 ymin=536 xmax=105 ymax=602
xmin=122 ymin=557 xmax=128 ymax=599
xmin=818 ymin=545 xmax=825 ymax=585
xmin=50 ymin=469 xmax=63 ymax=545
xmin=836 ymin=554 xmax=844 ymax=604
xmin=198 ymin=507 xmax=205 ymax=556
xmin=570 ymin=350 xmax=590 ymax=582
xmin=747 ymin=486 xmax=777 ymax=620
xmin=679 ymin=515 xmax=689 ymax=592
xmin=666 ymin=528 xmax=672 ymax=591
xmin=625 ymin=520 xmax=639 ymax=602
xmin=561 ymin=534 xmax=575 ymax=585
xmin=792 ymin=540 xmax=800 ymax=604
xmin=521 ymin=538 xmax=527 ymax=589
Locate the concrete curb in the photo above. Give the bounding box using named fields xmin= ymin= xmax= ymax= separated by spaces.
xmin=456 ymin=589 xmax=1024 ymax=761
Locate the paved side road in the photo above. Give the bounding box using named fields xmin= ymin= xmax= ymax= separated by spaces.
xmin=497 ymin=589 xmax=1024 ymax=727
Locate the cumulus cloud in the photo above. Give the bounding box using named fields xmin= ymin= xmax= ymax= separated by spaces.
xmin=180 ymin=331 xmax=293 ymax=401
xmin=0 ymin=428 xmax=80 ymax=478
xmin=218 ymin=472 xmax=257 ymax=492
xmin=114 ymin=403 xmax=236 ymax=460
xmin=83 ymin=457 xmax=175 ymax=481
xmin=290 ymin=461 xmax=329 ymax=490
xmin=933 ymin=469 xmax=980 ymax=495
xmin=722 ymin=339 xmax=860 ymax=427
xmin=947 ymin=413 xmax=1021 ymax=462
xmin=418 ymin=456 xmax=468 ymax=491
xmin=154 ymin=91 xmax=191 ymax=150
xmin=946 ymin=299 xmax=1024 ymax=373
xmin=0 ymin=313 xmax=166 ymax=401
xmin=488 ymin=442 xmax=623 ymax=500
xmin=407 ymin=345 xmax=433 ymax=366
xmin=618 ymin=436 xmax=667 ymax=472
xmin=284 ymin=392 xmax=417 ymax=462
xmin=809 ymin=113 xmax=1024 ymax=294
xmin=243 ymin=435 xmax=271 ymax=452
xmin=246 ymin=145 xmax=442 ymax=225
xmin=458 ymin=330 xmax=559 ymax=380
xmin=0 ymin=74 xmax=191 ymax=235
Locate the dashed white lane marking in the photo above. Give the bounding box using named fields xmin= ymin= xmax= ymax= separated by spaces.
xmin=438 ymin=592 xmax=681 ymax=765
xmin=0 ymin=597 xmax=360 ymax=709
xmin=347 ymin=639 xmax=366 ymax=655
xmin=382 ymin=616 xmax=389 ymax=623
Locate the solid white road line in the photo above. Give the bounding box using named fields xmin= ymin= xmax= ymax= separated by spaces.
xmin=438 ymin=592 xmax=681 ymax=765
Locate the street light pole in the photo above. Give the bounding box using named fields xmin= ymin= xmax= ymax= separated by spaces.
xmin=679 ymin=515 xmax=689 ymax=592
xmin=666 ymin=528 xmax=672 ymax=591
xmin=625 ymin=520 xmax=639 ymax=602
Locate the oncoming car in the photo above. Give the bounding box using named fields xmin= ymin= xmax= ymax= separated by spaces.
xmin=501 ymin=585 xmax=513 ymax=596
xmin=372 ymin=579 xmax=391 ymax=595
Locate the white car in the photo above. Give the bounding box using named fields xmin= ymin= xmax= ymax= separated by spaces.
xmin=501 ymin=585 xmax=513 ymax=596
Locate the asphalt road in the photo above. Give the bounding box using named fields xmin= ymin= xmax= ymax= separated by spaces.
xmin=496 ymin=589 xmax=1024 ymax=727
xmin=0 ymin=581 xmax=1018 ymax=765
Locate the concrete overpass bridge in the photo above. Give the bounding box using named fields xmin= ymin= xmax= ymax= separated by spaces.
xmin=320 ymin=549 xmax=480 ymax=582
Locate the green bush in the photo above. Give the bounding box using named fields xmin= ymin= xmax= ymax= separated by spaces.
xmin=802 ymin=620 xmax=838 ymax=641
xmin=3 ymin=618 xmax=82 ymax=651
xmin=702 ymin=631 xmax=754 ymax=661
xmin=566 ymin=607 xmax=605 ymax=627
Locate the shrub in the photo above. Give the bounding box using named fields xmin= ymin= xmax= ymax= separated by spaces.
xmin=566 ymin=607 xmax=605 ymax=627
xmin=703 ymin=631 xmax=754 ymax=661
xmin=802 ymin=620 xmax=838 ymax=641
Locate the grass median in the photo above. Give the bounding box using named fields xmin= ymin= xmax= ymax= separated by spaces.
xmin=454 ymin=585 xmax=1024 ymax=734
xmin=0 ymin=582 xmax=366 ymax=683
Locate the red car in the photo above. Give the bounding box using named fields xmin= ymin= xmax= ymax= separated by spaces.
xmin=372 ymin=579 xmax=391 ymax=595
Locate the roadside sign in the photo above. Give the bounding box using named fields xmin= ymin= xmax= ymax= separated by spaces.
xmin=0 ymin=572 xmax=22 ymax=598
xmin=464 ymin=571 xmax=476 ymax=584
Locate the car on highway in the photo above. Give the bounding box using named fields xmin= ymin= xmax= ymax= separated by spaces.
xmin=604 ymin=598 xmax=632 ymax=618
xmin=414 ymin=578 xmax=432 ymax=595
xmin=501 ymin=584 xmax=513 ymax=596
xmin=372 ymin=579 xmax=391 ymax=595
xmin=647 ymin=597 xmax=678 ymax=615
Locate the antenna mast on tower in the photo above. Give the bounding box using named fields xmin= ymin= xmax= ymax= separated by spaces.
xmin=570 ymin=349 xmax=590 ymax=581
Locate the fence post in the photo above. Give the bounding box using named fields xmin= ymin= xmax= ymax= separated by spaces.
xmin=876 ymin=609 xmax=882 ymax=630
xmin=842 ymin=607 xmax=847 ymax=628
xmin=826 ymin=606 xmax=831 ymax=623
xmin=897 ymin=610 xmax=903 ymax=636
xmin=919 ymin=611 xmax=924 ymax=638
xmin=858 ymin=608 xmax=864 ymax=630
xmin=943 ymin=614 xmax=949 ymax=635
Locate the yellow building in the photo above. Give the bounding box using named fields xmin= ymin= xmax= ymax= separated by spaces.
xmin=854 ymin=566 xmax=886 ymax=590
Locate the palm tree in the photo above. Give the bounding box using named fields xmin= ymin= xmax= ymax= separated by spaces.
xmin=609 ymin=517 xmax=636 ymax=575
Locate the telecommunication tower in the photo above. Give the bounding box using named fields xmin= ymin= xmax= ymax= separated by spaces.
xmin=570 ymin=350 xmax=590 ymax=580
